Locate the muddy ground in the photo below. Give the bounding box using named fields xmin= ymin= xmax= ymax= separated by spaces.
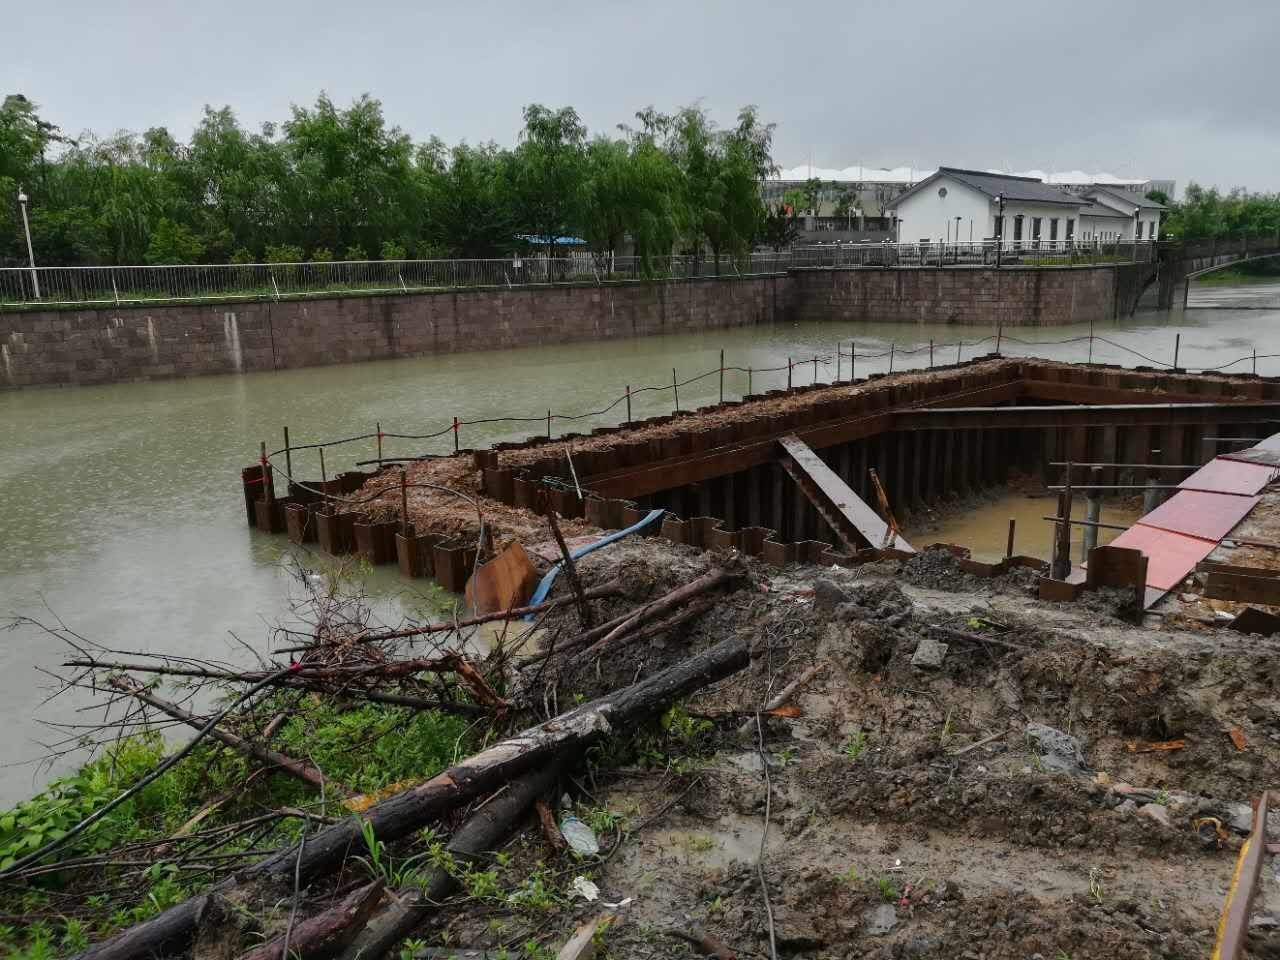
xmin=426 ymin=537 xmax=1279 ymax=959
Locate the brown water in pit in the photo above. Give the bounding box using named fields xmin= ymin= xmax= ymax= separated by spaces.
xmin=0 ymin=282 xmax=1276 ymax=802
xmin=912 ymin=491 xmax=1145 ymax=563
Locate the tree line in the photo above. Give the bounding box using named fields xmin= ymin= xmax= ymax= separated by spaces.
xmin=0 ymin=93 xmax=784 ymax=269
xmin=1156 ymin=183 xmax=1280 ymax=241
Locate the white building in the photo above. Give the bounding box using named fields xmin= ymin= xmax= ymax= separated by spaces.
xmin=1080 ymin=187 xmax=1164 ymax=241
xmin=886 ymin=167 xmax=1165 ymax=246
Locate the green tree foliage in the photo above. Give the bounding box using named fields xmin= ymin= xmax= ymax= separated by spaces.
xmin=1161 ymin=183 xmax=1280 ymax=240
xmin=1 ymin=92 xmax=778 ymax=268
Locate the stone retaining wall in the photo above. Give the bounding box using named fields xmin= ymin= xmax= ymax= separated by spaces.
xmin=1 ymin=263 xmax=1152 ymax=389
xmin=0 ymin=274 xmax=791 ymax=388
xmin=791 ymin=263 xmax=1150 ymax=327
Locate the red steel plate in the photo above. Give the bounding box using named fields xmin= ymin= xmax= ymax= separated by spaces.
xmin=1107 ymin=524 xmax=1217 ymax=591
xmin=1137 ymin=490 xmax=1259 ymax=542
xmin=1178 ymin=457 xmax=1277 ymax=496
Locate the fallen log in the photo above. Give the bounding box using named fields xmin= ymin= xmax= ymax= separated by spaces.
xmin=76 ymin=634 xmax=752 ymax=960
xmin=338 ymin=762 xmax=563 ymax=960
xmin=106 ymin=675 xmax=342 ymax=795
xmin=236 ymin=878 xmax=385 ymax=960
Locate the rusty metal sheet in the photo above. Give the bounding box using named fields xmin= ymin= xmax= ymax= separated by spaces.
xmin=1107 ymin=524 xmax=1217 ymax=591
xmin=1138 ymin=490 xmax=1259 ymax=542
xmin=1178 ymin=457 xmax=1277 ymax=496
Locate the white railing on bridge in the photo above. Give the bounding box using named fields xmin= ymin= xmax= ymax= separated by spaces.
xmin=0 ymin=242 xmax=1156 ymax=309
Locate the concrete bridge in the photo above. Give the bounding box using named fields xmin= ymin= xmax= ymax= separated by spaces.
xmin=1155 ymin=233 xmax=1280 ymax=308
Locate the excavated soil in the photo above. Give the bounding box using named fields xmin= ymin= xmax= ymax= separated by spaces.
xmin=430 ymin=538 xmax=1280 ymax=959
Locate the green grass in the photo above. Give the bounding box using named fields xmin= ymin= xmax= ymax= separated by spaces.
xmin=0 ymin=694 xmax=473 ymax=955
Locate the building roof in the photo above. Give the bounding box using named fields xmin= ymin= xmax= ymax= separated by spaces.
xmin=770 ymin=165 xmax=1162 ymax=189
xmin=1085 ymin=186 xmax=1167 ymax=211
xmin=890 ymin=167 xmax=1084 ymax=208
xmin=1078 ymin=202 xmax=1130 ymax=220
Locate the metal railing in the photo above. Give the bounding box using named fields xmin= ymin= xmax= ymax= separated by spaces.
xmin=788 ymin=238 xmax=1156 ymax=268
xmin=0 ymin=254 xmax=799 ymax=309
xmin=0 ymin=242 xmax=1161 ymax=309
xmin=262 ymin=330 xmax=1280 ymax=469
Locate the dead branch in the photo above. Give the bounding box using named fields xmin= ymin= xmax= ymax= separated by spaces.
xmin=542 ymin=496 xmax=594 ymax=628
xmin=338 ymin=761 xmax=564 ymax=960
xmin=273 ymin=581 xmax=623 ymax=653
xmin=74 ymin=635 xmax=752 ymax=960
xmin=577 ymin=568 xmax=737 ymax=661
xmin=236 ymin=879 xmax=385 ymax=960
xmin=735 ymin=662 xmax=826 ymax=739
xmin=0 ymin=668 xmax=293 ymax=883
xmin=668 ymin=925 xmax=737 ymax=959
xmin=106 ymin=675 xmax=345 ymax=795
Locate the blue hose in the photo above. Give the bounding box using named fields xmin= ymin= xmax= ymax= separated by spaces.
xmin=524 ymin=508 xmax=666 ymax=619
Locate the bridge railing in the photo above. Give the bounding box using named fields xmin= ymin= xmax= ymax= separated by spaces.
xmin=0 ymin=241 xmax=1158 ymax=309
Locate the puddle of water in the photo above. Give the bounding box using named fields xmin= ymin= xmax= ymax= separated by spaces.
xmin=914 ymin=490 xmax=1144 ymax=563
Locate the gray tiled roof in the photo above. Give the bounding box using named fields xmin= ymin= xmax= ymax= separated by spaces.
xmin=939 ymin=168 xmax=1084 ymax=205
xmin=1078 ymin=202 xmax=1129 ymax=220
xmin=1086 ymin=186 xmax=1167 ymax=210
xmin=892 ymin=166 xmax=1085 ymax=208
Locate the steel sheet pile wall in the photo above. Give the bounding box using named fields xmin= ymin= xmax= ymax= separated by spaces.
xmin=242 ymin=359 xmax=1280 ymax=592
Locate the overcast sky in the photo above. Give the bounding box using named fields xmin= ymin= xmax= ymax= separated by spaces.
xmin=6 ymin=0 xmax=1279 ymax=194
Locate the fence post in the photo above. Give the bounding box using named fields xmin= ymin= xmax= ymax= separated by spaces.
xmin=1253 ymin=348 xmax=1258 ymax=376
xmin=672 ymin=368 xmax=680 ymax=413
xmin=319 ymin=447 xmax=327 ymax=487
xmin=996 ymin=324 xmax=1002 ymax=355
xmin=454 ymin=416 xmax=461 ymax=452
xmin=787 ymin=358 xmax=792 ymax=390
xmin=929 ymin=339 xmax=933 ymax=368
xmin=376 ymin=421 xmax=382 ymax=463
xmin=260 ymin=441 xmax=272 ymax=505
xmin=400 ymin=469 xmax=409 ymax=536
xmin=625 ymin=384 xmax=632 ymax=423
xmin=1173 ymin=333 xmax=1181 ymax=371
xmin=1005 ymin=518 xmax=1016 ymax=559
xmin=813 ymin=354 xmax=819 ymax=384
xmin=851 ymin=341 xmax=855 ymax=380
xmin=546 ymin=409 xmax=552 ymax=439
xmin=956 ymin=339 xmax=962 ymax=365
xmin=719 ymin=349 xmax=725 ymax=404
xmin=1088 ymin=318 xmax=1094 ymax=364
xmin=748 ymin=367 xmax=753 ymax=396
xmin=889 ymin=343 xmax=895 ymax=374
xmin=283 ymin=426 xmax=292 ymax=481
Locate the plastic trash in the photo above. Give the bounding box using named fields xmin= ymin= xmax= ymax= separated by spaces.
xmin=559 ymin=814 xmax=600 ymax=855
xmin=569 ymin=876 xmax=600 ymax=901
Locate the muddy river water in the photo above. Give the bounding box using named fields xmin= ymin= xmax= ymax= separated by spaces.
xmin=0 ymin=281 xmax=1277 ymax=802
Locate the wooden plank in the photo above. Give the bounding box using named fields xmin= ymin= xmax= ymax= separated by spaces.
xmin=1203 ymin=572 xmax=1280 ymax=605
xmin=778 ymin=435 xmax=913 ymax=553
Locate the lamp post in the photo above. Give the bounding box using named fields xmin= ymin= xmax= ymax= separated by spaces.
xmin=17 ymin=187 xmax=39 ymax=299
xmin=994 ymin=193 xmax=1005 ymax=269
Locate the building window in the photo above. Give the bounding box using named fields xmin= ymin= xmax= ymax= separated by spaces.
xmin=1032 ymin=217 xmax=1042 ymax=239
xmin=1013 ymin=215 xmax=1023 ymax=242
xmin=1148 ymin=221 xmax=1156 ymax=239
xmin=1066 ymin=218 xmax=1075 ymax=239
xmin=1050 ymin=218 xmax=1059 ymax=241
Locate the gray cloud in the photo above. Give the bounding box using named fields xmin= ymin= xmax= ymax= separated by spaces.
xmin=8 ymin=0 xmax=1279 ymax=192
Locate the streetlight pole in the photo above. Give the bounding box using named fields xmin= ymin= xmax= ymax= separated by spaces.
xmin=17 ymin=187 xmax=39 ymax=299
xmin=994 ymin=193 xmax=1005 ymax=269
